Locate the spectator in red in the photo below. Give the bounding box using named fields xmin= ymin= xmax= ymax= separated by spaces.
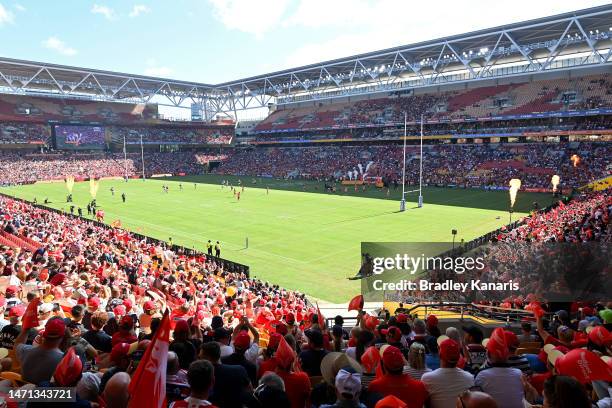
xmin=368 ymin=345 xmax=428 ymax=407
xmin=274 ymin=337 xmax=311 ymax=408
xmin=111 ymin=316 xmax=137 ymax=346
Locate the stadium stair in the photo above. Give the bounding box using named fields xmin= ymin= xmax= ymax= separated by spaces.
xmin=0 ymin=231 xmax=40 ymax=252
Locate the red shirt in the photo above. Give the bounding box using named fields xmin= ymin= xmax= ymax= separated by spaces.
xmin=276 ymin=370 xmax=311 ymax=408
xmin=368 ymin=373 xmax=428 ymax=408
xmin=111 ymin=331 xmax=137 ymax=346
xmin=258 ymin=357 xmax=278 ymax=379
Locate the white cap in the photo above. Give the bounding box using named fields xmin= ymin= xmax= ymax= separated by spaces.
xmin=335 ymin=369 xmax=361 ymax=399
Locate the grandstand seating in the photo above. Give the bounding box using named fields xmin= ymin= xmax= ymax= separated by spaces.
xmin=0 ymin=94 xmax=159 ymax=123
xmin=254 ymin=74 xmax=612 ymax=133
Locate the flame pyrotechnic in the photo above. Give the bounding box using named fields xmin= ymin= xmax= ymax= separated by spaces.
xmin=509 ymin=178 xmax=521 ymax=208
xmin=551 ymin=175 xmax=560 ymax=192
xmin=570 ymin=154 xmax=581 ymax=167
xmin=89 ymin=178 xmax=99 ymax=199
xmin=65 ymin=175 xmax=75 ymax=194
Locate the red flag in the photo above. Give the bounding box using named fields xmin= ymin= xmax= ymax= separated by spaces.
xmin=348 ymin=295 xmax=364 ymax=312
xmin=21 ymin=298 xmax=41 ymax=331
xmin=128 ymin=309 xmax=170 ymax=408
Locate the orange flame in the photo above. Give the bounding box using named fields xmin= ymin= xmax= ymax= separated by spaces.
xmin=509 ymin=178 xmax=521 ymax=208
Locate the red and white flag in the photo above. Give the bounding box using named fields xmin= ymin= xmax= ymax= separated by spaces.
xmin=128 ymin=309 xmax=170 ymax=408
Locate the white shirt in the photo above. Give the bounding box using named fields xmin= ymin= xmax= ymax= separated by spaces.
xmin=421 ymin=367 xmax=475 ymax=408
xmin=219 ymin=343 xmax=233 ymax=358
xmin=475 ymin=367 xmax=524 ymax=408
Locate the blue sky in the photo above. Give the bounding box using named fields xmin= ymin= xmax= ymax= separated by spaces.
xmin=0 ymin=0 xmax=609 ymax=84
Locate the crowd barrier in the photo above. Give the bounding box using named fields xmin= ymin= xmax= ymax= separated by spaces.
xmin=0 ymin=192 xmax=250 ymax=277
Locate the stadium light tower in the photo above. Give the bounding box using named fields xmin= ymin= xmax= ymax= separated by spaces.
xmin=400 ymin=112 xmax=407 ymax=212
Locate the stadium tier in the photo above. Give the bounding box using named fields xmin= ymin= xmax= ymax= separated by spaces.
xmin=0 ymin=93 xmax=159 ymax=123
xmin=253 ymin=73 xmax=612 ymax=138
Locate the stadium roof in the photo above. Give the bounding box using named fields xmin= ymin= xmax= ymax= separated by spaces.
xmin=0 ymin=4 xmax=610 ymax=118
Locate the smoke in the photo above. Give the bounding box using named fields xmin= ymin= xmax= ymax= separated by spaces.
xmin=509 ymin=178 xmax=521 ymax=208
xmin=570 ymin=154 xmax=581 ymax=167
xmin=65 ymin=175 xmax=75 ymax=194
xmin=551 ymin=175 xmax=560 ymax=192
xmin=89 ymin=178 xmax=99 ymax=199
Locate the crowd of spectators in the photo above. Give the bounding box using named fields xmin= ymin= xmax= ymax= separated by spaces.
xmin=0 ymin=123 xmax=50 ymax=145
xmin=109 ymin=126 xmax=233 ymax=145
xmin=499 ymin=188 xmax=611 ymax=243
xmin=255 ymin=74 xmax=612 ymax=133
xmin=0 ymin=151 xmax=230 ymax=185
xmin=0 ymin=192 xmax=610 ymax=407
xmin=254 ymin=116 xmax=612 ymax=143
xmin=214 ymin=142 xmax=611 ymax=189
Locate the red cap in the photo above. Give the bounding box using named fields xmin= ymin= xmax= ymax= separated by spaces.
xmin=5 ymin=286 xmax=19 ymax=296
xmin=504 ymin=330 xmax=519 ymax=349
xmin=54 ymin=347 xmax=82 ymax=386
xmin=426 ymin=315 xmax=438 ymax=327
xmin=122 ymin=299 xmax=132 ymax=311
xmin=375 ymin=395 xmax=408 ymax=408
xmin=589 ymin=326 xmax=610 ymax=347
xmin=120 ymin=315 xmax=133 ymax=329
xmin=396 ymin=313 xmax=408 ymax=324
xmin=487 ymin=328 xmax=509 ymax=361
xmin=9 ymin=304 xmax=25 ymax=317
xmin=143 ymin=300 xmax=155 ymax=311
xmin=381 ymin=326 xmax=402 ymax=343
xmin=382 ymin=345 xmax=404 ymax=371
xmin=285 ymin=313 xmax=295 ymax=325
xmin=113 ymin=305 xmax=126 ymax=317
xmin=234 ymin=331 xmax=251 ymax=350
xmin=87 ymin=297 xmax=100 ymax=308
xmin=173 ymin=320 xmax=189 ymax=334
xmin=110 ymin=342 xmax=131 ymax=363
xmin=43 ymin=319 xmax=66 ymax=339
xmin=439 ymin=338 xmax=461 ymax=363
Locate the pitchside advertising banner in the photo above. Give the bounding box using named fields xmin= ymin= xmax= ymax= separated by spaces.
xmin=359 ymin=242 xmax=610 ymax=304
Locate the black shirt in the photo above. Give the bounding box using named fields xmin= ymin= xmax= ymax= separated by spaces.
xmin=298 ymin=348 xmax=328 ymax=377
xmin=209 ymin=363 xmax=251 ymax=408
xmin=169 ymin=340 xmax=197 ymax=370
xmin=82 ymin=329 xmax=112 ymax=353
xmin=222 ymin=352 xmax=257 ymax=386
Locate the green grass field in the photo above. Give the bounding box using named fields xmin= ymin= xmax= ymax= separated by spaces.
xmin=0 ymin=175 xmax=552 ymax=303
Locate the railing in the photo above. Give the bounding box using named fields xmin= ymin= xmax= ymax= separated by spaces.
xmin=0 ymin=192 xmax=250 ymax=276
xmin=327 ymin=301 xmax=544 ymax=328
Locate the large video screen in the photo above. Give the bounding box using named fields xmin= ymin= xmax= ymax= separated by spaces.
xmin=54 ymin=125 xmax=106 ymax=150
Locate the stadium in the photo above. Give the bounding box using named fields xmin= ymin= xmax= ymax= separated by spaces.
xmin=0 ymin=3 xmax=610 ymax=408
